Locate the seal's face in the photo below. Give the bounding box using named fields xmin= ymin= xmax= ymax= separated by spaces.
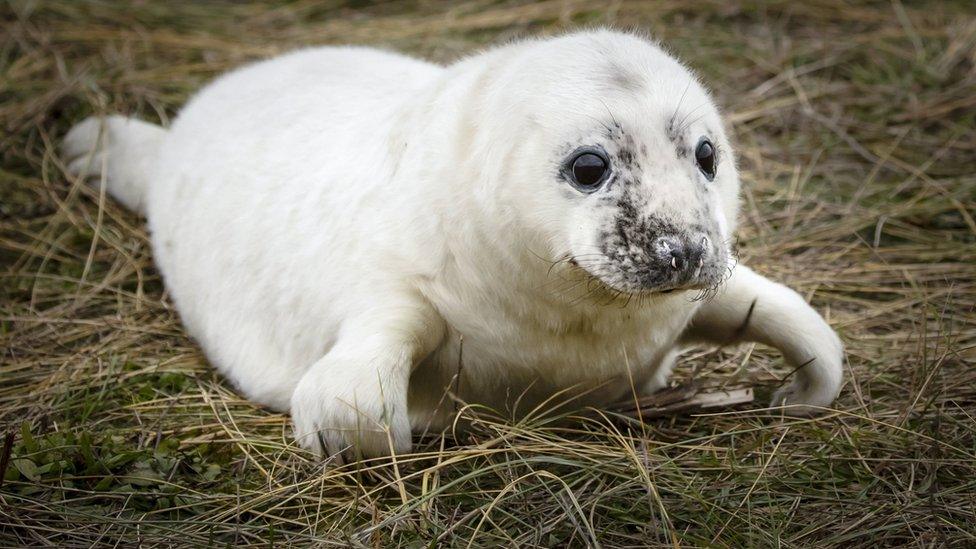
xmin=555 ymin=116 xmax=733 ymax=295
xmin=490 ymin=32 xmax=741 ymax=298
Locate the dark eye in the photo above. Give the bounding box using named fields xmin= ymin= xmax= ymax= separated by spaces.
xmin=568 ymin=150 xmax=610 ymax=191
xmin=695 ymin=138 xmax=717 ymax=181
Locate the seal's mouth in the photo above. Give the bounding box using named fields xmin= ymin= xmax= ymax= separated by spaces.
xmin=565 ymin=256 xmax=721 ymax=298
xmin=563 ymin=223 xmax=731 ymax=298
xmin=657 ymin=283 xmax=706 ymax=294
xmin=627 ymin=280 xmax=716 ymax=296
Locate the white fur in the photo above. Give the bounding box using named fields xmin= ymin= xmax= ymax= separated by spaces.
xmin=63 ymin=31 xmax=844 ymax=458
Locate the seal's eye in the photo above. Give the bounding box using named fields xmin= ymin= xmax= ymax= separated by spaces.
xmin=568 ymin=150 xmax=609 ymax=191
xmin=695 ymin=138 xmax=717 ymax=181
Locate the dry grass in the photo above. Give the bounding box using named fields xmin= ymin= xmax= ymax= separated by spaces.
xmin=2 ymin=0 xmax=975 ymax=547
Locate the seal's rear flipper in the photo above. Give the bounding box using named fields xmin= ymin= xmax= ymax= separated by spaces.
xmin=63 ymin=115 xmax=166 ymax=215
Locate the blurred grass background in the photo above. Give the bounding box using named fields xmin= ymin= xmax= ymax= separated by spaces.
xmin=2 ymin=1 xmax=975 ymax=546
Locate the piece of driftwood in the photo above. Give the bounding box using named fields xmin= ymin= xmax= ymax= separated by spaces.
xmin=608 ymin=383 xmax=754 ymax=420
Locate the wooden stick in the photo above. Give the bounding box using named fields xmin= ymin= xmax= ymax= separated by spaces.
xmin=609 ymin=384 xmax=755 ymax=420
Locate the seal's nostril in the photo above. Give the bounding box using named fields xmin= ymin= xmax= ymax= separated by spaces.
xmin=686 ymin=237 xmax=706 ymax=270
xmin=670 ymin=250 xmax=685 ymax=270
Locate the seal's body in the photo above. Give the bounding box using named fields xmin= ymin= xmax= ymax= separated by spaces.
xmin=65 ymin=31 xmax=843 ymax=458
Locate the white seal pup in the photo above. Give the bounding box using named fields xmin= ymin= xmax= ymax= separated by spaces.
xmin=64 ymin=30 xmax=843 ymax=459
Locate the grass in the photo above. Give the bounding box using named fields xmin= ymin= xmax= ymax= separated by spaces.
xmin=1 ymin=0 xmax=975 ymax=546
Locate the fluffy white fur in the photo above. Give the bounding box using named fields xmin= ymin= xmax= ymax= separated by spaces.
xmin=63 ymin=30 xmax=843 ymax=459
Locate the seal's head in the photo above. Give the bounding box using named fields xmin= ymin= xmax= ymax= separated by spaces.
xmin=474 ymin=30 xmax=740 ymax=296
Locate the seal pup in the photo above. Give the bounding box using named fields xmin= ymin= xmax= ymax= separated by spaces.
xmin=63 ymin=30 xmax=843 ymax=459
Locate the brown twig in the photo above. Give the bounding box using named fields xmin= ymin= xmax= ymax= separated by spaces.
xmin=609 ymin=384 xmax=755 ymax=420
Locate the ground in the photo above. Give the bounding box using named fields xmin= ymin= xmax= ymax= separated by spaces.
xmin=1 ymin=1 xmax=975 ymax=547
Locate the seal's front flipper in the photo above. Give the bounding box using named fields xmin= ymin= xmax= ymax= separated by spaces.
xmin=289 ymin=295 xmax=445 ymax=460
xmin=680 ymin=265 xmax=844 ymax=414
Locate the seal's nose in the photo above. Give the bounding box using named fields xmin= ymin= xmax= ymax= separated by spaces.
xmin=655 ymin=235 xmax=706 ymax=279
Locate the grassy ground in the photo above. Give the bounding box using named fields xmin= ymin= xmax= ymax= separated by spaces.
xmin=2 ymin=0 xmax=975 ymax=546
